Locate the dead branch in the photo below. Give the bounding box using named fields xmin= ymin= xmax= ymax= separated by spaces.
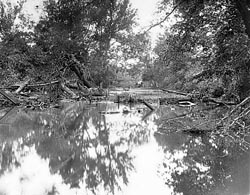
xmin=143 ymin=1 xmax=184 ymax=34
xmin=15 ymin=79 xmax=30 ymax=94
xmin=69 ymin=54 xmax=93 ymax=88
xmin=141 ymin=100 xmax=154 ymax=111
xmin=202 ymin=97 xmax=237 ymax=106
xmin=28 ymin=80 xmax=60 ymax=88
xmin=60 ymin=82 xmax=77 ymax=98
xmin=221 ymin=96 xmax=250 ymax=122
xmin=142 ymin=110 xmax=154 ymax=121
xmin=230 ymin=107 xmax=250 ymax=127
xmin=0 ymin=89 xmax=20 ymax=105
xmin=0 ymin=80 xmax=60 ymax=90
xmin=161 ymin=88 xmax=190 ymax=96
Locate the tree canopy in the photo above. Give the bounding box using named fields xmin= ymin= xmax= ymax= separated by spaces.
xmin=145 ymin=0 xmax=250 ymax=100
xmin=0 ymin=0 xmax=150 ymax=90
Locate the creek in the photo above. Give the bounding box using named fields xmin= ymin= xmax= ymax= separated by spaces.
xmin=0 ymin=100 xmax=249 ymax=195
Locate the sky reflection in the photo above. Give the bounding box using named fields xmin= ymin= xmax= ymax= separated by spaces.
xmin=0 ymin=146 xmax=77 ymax=195
xmin=0 ymin=102 xmax=250 ymax=195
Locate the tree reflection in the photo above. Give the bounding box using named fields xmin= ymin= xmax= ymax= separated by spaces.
xmin=155 ymin=126 xmax=250 ymax=195
xmin=0 ymin=102 xmax=153 ymax=194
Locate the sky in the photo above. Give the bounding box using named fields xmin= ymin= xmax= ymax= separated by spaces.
xmin=130 ymin=0 xmax=164 ymax=43
xmin=130 ymin=0 xmax=160 ymax=27
xmin=4 ymin=0 xmax=164 ymax=43
xmin=1 ymin=0 xmax=170 ymax=48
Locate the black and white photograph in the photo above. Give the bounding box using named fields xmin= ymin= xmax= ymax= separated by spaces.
xmin=0 ymin=0 xmax=250 ymax=194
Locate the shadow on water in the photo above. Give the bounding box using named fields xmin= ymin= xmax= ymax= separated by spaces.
xmin=0 ymin=102 xmax=249 ymax=195
xmin=155 ymin=105 xmax=250 ymax=195
xmin=0 ymin=102 xmax=157 ymax=195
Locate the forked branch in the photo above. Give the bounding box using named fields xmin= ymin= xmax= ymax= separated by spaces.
xmin=143 ymin=1 xmax=183 ymax=34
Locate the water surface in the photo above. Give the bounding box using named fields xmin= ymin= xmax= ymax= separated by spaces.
xmin=0 ymin=101 xmax=249 ymax=195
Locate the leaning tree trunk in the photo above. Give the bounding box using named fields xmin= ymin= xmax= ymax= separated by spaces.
xmin=235 ymin=0 xmax=250 ymax=100
xmin=235 ymin=0 xmax=250 ymax=37
xmin=69 ymin=55 xmax=92 ymax=88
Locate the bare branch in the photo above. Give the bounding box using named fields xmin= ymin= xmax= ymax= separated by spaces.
xmin=142 ymin=1 xmax=183 ymax=34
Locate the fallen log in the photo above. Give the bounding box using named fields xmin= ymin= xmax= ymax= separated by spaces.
xmin=69 ymin=55 xmax=93 ymax=88
xmin=28 ymin=80 xmax=60 ymax=88
xmin=220 ymin=96 xmax=250 ymax=123
xmin=0 ymin=89 xmax=20 ymax=105
xmin=161 ymin=88 xmax=191 ymax=96
xmin=60 ymin=82 xmax=77 ymax=98
xmin=141 ymin=100 xmax=154 ymax=110
xmin=178 ymin=100 xmax=196 ymax=107
xmin=201 ymin=97 xmax=237 ymax=106
xmin=142 ymin=110 xmax=154 ymax=121
xmin=159 ymin=97 xmax=192 ymax=105
xmin=15 ymin=79 xmax=30 ymax=94
xmin=0 ymin=80 xmax=60 ymax=90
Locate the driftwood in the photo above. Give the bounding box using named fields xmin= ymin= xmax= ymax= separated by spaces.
xmin=142 ymin=110 xmax=154 ymax=121
xmin=141 ymin=100 xmax=154 ymax=110
xmin=161 ymin=88 xmax=191 ymax=96
xmin=160 ymin=97 xmax=193 ymax=105
xmin=202 ymin=97 xmax=237 ymax=106
xmin=69 ymin=55 xmax=93 ymax=88
xmin=0 ymin=89 xmax=20 ymax=105
xmin=178 ymin=101 xmax=196 ymax=107
xmin=15 ymin=79 xmax=30 ymax=94
xmin=99 ymin=111 xmax=120 ymax=115
xmin=60 ymin=82 xmax=77 ymax=98
xmin=220 ymin=96 xmax=250 ymax=124
xmin=28 ymin=80 xmax=60 ymax=88
xmin=161 ymin=88 xmax=237 ymax=106
xmin=0 ymin=80 xmax=60 ymax=90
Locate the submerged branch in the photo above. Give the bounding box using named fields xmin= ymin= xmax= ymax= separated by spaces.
xmin=141 ymin=100 xmax=154 ymax=110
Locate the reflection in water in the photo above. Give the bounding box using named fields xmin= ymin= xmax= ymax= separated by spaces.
xmin=123 ymin=140 xmax=172 ymax=195
xmin=0 ymin=102 xmax=170 ymax=195
xmin=0 ymin=146 xmax=76 ymax=195
xmin=155 ymin=113 xmax=250 ymax=195
xmin=0 ymin=103 xmax=250 ymax=195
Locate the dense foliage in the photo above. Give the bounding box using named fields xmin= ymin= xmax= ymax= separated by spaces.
xmin=0 ymin=0 xmax=150 ymax=89
xmin=145 ymin=0 xmax=250 ymax=100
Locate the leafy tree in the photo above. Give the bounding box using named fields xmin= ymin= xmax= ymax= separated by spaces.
xmin=111 ymin=32 xmax=151 ymax=87
xmin=0 ymin=0 xmax=35 ymax=85
xmin=33 ymin=0 xmax=138 ymax=88
xmin=149 ymin=0 xmax=250 ymax=99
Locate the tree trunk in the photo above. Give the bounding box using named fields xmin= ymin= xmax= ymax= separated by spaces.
xmin=60 ymin=82 xmax=77 ymax=98
xmin=69 ymin=63 xmax=92 ymax=88
xmin=235 ymin=0 xmax=250 ymax=100
xmin=238 ymin=62 xmax=250 ymax=100
xmin=69 ymin=55 xmax=92 ymax=88
xmin=235 ymin=0 xmax=250 ymax=38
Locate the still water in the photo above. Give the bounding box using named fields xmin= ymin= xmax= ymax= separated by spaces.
xmin=0 ymin=101 xmax=249 ymax=195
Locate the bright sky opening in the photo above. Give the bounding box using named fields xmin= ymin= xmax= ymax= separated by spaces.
xmin=130 ymin=0 xmax=163 ymax=43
